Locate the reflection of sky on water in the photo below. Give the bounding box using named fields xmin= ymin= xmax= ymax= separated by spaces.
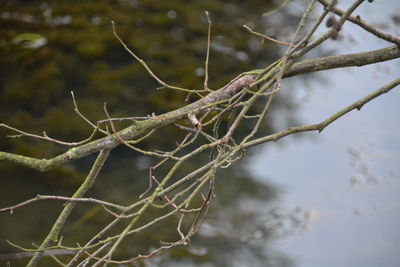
xmin=249 ymin=1 xmax=400 ymax=266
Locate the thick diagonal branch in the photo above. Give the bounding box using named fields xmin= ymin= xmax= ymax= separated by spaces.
xmin=27 ymin=149 xmax=110 ymax=267
xmin=285 ymin=45 xmax=400 ymax=77
xmin=0 ymin=75 xmax=255 ymax=171
xmin=1 ymin=45 xmax=399 ymax=172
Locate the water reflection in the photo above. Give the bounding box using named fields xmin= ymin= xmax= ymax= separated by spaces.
xmin=249 ymin=1 xmax=400 ymax=266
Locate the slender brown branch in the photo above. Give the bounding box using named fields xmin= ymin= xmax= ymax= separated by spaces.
xmin=204 ymin=11 xmax=212 ymax=91
xmin=294 ymin=0 xmax=366 ymax=59
xmin=0 ymin=249 xmax=75 ymax=260
xmin=111 ymin=21 xmax=202 ymax=94
xmin=318 ymin=0 xmax=400 ymax=45
xmin=71 ymin=91 xmax=108 ymax=135
xmin=0 ymin=194 xmax=125 ymax=214
xmin=263 ymin=0 xmax=291 ymax=17
xmin=243 ymin=24 xmax=295 ymax=47
xmin=0 ymin=122 xmax=99 ymax=147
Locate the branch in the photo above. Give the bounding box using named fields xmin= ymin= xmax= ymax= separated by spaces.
xmin=0 ymin=122 xmax=100 ymax=147
xmin=204 ymin=11 xmax=212 ymax=90
xmin=27 ymin=149 xmax=110 ymax=267
xmin=318 ymin=0 xmax=400 ymax=45
xmin=243 ymin=77 xmax=400 ymax=148
xmin=1 ymin=46 xmax=399 ymax=171
xmin=263 ymin=0 xmax=291 ymax=17
xmin=111 ymin=21 xmax=202 ymax=94
xmin=285 ymin=45 xmax=400 ymax=77
xmin=0 ymin=75 xmax=254 ymax=172
xmin=243 ymin=24 xmax=295 ymax=47
xmin=292 ymin=0 xmax=365 ymax=59
xmin=0 ymin=249 xmax=75 ymax=260
xmin=0 ymin=194 xmax=124 ymax=214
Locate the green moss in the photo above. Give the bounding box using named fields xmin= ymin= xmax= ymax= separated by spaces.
xmin=76 ymin=41 xmax=106 ymax=58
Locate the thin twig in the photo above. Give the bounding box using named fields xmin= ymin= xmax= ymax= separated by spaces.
xmin=111 ymin=21 xmax=203 ymax=94
xmin=263 ymin=0 xmax=292 ymax=17
xmin=204 ymin=11 xmax=212 ymax=91
xmin=0 ymin=123 xmax=99 ymax=147
xmin=0 ymin=194 xmax=125 ymax=214
xmin=318 ymin=0 xmax=400 ymax=45
xmin=243 ymin=25 xmax=295 ymax=47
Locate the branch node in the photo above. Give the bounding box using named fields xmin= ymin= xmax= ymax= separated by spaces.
xmin=317 ymin=123 xmax=325 ymax=133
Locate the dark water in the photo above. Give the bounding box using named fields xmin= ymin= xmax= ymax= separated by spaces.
xmin=0 ymin=0 xmax=297 ymax=266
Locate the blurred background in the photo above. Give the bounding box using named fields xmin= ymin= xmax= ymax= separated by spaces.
xmin=0 ymin=0 xmax=399 ymax=266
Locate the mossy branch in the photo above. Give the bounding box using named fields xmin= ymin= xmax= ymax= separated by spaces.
xmin=1 ymin=45 xmax=399 ymax=172
xmin=26 ymin=149 xmax=110 ymax=267
xmin=243 ymin=77 xmax=400 ymax=148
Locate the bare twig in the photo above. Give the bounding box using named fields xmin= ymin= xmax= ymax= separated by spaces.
xmin=0 ymin=194 xmax=125 ymax=214
xmin=71 ymin=91 xmax=107 ymax=134
xmin=0 ymin=249 xmax=74 ymax=261
xmin=263 ymin=0 xmax=292 ymax=17
xmin=0 ymin=122 xmax=99 ymax=147
xmin=204 ymin=11 xmax=212 ymax=91
xmin=318 ymin=0 xmax=400 ymax=45
xmin=243 ymin=25 xmax=296 ymax=47
xmin=111 ymin=21 xmax=204 ymax=94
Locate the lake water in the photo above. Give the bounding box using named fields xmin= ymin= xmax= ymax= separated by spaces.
xmin=249 ymin=1 xmax=400 ymax=266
